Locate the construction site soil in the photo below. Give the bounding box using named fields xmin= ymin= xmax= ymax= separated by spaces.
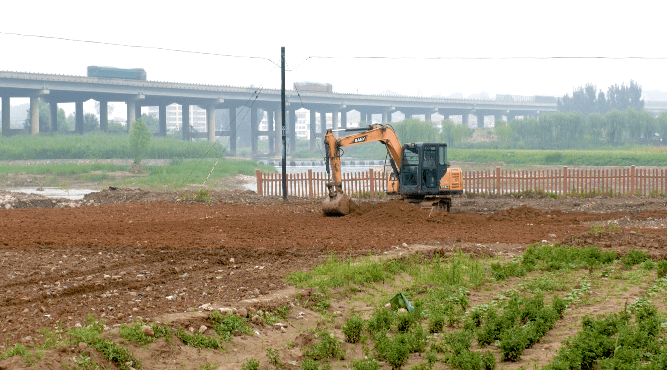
xmin=1 ymin=187 xmax=667 ymax=367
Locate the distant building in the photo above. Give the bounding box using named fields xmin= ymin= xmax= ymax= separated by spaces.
xmin=147 ymin=104 xmax=207 ymax=133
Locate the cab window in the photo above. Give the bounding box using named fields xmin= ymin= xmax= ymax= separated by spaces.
xmin=438 ymin=146 xmax=446 ymax=166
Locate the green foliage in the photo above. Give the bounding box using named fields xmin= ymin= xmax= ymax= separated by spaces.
xmin=428 ymin=312 xmax=445 ymax=334
xmin=266 ymin=348 xmax=283 ymax=369
xmin=442 ymin=330 xmax=496 ymax=370
xmin=241 ymin=358 xmax=260 ymax=370
xmin=350 ymin=358 xmax=381 ymax=370
xmin=301 ymin=358 xmax=330 ymax=370
xmin=392 ymin=119 xmax=441 ymax=144
xmin=304 ymin=331 xmax=345 ymax=361
xmin=373 ymin=332 xmax=411 ymax=370
xmin=367 ymin=308 xmax=395 ymax=333
xmin=119 ymin=322 xmax=172 ymax=345
xmin=621 ymin=249 xmax=650 ymax=268
xmin=128 ymin=118 xmax=151 ymax=165
xmin=656 ymin=260 xmax=667 ymax=278
xmin=176 ymin=328 xmax=220 ymax=349
xmin=210 ymin=312 xmax=253 ymax=340
xmin=0 ymin=133 xmax=224 ymax=160
xmin=68 ymin=317 xmax=141 ymax=370
xmin=342 ymin=315 xmax=364 ymax=343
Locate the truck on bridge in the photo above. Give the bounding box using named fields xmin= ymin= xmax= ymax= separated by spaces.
xmin=87 ymin=66 xmax=147 ymax=81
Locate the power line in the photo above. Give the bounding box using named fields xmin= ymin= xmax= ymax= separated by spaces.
xmin=0 ymin=31 xmax=280 ymax=68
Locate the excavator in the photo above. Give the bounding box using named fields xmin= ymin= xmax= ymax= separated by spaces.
xmin=322 ymin=124 xmax=463 ymax=216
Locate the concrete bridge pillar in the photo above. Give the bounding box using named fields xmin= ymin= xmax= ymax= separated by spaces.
xmin=159 ymin=105 xmax=167 ymax=136
xmin=332 ymin=110 xmax=339 ymax=131
xmin=1 ymin=97 xmax=9 ymax=135
xmin=207 ymin=105 xmax=216 ymax=143
xmin=403 ymin=111 xmax=411 ymax=120
xmin=266 ymin=109 xmax=275 ymax=155
xmin=476 ymin=114 xmax=485 ymax=128
xmin=126 ymin=101 xmax=136 ymax=133
xmin=425 ymin=112 xmax=432 ymax=122
xmin=136 ymin=105 xmax=142 ymax=121
xmin=494 ymin=114 xmax=503 ymax=124
xmin=289 ymin=108 xmax=296 ymax=155
xmin=30 ymin=97 xmax=39 ymax=135
xmin=341 ymin=110 xmax=347 ymax=129
xmin=319 ymin=111 xmax=327 ymax=136
xmin=250 ymin=107 xmax=258 ymax=156
xmin=229 ymin=106 xmax=237 ymax=155
xmin=382 ymin=110 xmax=389 ymax=124
xmin=75 ymin=101 xmax=84 ymax=134
xmin=49 ymin=102 xmax=58 ymax=132
xmin=181 ymin=104 xmax=190 ymax=141
xmin=309 ymin=109 xmax=316 ymax=151
xmin=99 ymin=101 xmax=108 ymax=132
xmin=274 ymin=109 xmax=282 ymax=156
xmin=506 ymin=113 xmax=515 ymax=123
xmin=462 ymin=113 xmax=469 ymax=127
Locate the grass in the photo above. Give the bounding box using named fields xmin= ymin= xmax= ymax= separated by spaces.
xmin=0 ymin=158 xmax=275 ymax=190
xmin=0 ymin=133 xmax=224 ymax=160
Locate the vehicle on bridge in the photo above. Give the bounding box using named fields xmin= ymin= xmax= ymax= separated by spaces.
xmin=294 ymin=82 xmax=333 ymax=93
xmin=87 ymin=66 xmax=147 ymax=80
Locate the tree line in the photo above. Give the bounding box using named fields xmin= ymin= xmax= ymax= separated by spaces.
xmin=493 ymin=108 xmax=666 ymax=149
xmin=557 ymin=81 xmax=644 ymax=115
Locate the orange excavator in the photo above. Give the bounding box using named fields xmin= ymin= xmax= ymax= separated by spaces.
xmin=322 ymin=124 xmax=464 ymax=216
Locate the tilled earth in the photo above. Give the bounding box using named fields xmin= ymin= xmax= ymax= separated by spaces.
xmin=1 ymin=188 xmax=667 ymax=350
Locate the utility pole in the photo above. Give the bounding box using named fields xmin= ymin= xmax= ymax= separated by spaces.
xmin=281 ymin=47 xmax=287 ymax=201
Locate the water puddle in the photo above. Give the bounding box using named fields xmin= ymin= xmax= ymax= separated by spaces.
xmin=10 ymin=187 xmax=97 ymax=200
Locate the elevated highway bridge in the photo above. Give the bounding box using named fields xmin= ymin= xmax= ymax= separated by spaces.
xmin=1 ymin=71 xmax=662 ymax=156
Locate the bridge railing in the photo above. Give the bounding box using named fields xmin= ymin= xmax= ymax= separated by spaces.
xmin=256 ymin=166 xmax=667 ymax=198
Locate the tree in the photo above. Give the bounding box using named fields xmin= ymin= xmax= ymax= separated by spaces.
xmin=128 ymin=118 xmax=151 ymax=165
xmin=140 ymin=113 xmax=159 ymax=133
xmin=392 ymin=118 xmax=440 ymax=144
xmin=558 ymin=81 xmax=644 ymax=115
xmin=84 ymin=113 xmax=99 ymax=132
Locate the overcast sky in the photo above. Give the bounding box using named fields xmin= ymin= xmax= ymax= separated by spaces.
xmin=2 ymin=0 xmax=666 ymax=105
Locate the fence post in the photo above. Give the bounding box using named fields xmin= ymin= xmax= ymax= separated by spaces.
xmin=369 ymin=168 xmax=375 ymax=198
xmin=630 ymin=165 xmax=636 ymax=195
xmin=495 ymin=167 xmax=501 ymax=195
xmin=562 ymin=166 xmax=568 ymax=196
xmin=308 ymin=169 xmax=313 ymax=198
xmin=255 ymin=170 xmax=263 ymax=196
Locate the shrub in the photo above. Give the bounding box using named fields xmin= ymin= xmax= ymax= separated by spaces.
xmin=621 ymin=250 xmax=649 ymax=267
xmin=350 ymin=358 xmax=380 ymax=370
xmin=128 ymin=118 xmax=151 ymax=165
xmin=342 ymin=315 xmax=364 ymax=344
xmin=304 ymin=331 xmax=345 ymax=361
xmin=241 ymin=358 xmax=260 ymax=370
xmin=656 ymin=260 xmax=667 ymax=278
xmin=428 ymin=313 xmax=445 ymax=334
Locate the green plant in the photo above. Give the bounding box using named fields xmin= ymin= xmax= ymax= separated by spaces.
xmin=656 ymin=260 xmax=667 ymax=278
xmin=621 ymin=250 xmax=649 ymax=268
xmin=304 ymin=331 xmax=345 ymax=361
xmin=128 ymin=118 xmax=151 ymax=165
xmin=241 ymin=358 xmax=260 ymax=370
xmin=350 ymin=358 xmax=381 ymax=370
xmin=68 ymin=317 xmax=141 ymax=370
xmin=428 ymin=312 xmax=445 ymax=334
xmin=374 ymin=332 xmax=411 ymax=370
xmin=342 ymin=315 xmax=364 ymax=343
xmin=210 ymin=312 xmax=252 ymax=340
xmin=119 ymin=322 xmax=172 ymax=345
xmin=199 ymin=363 xmax=218 ymax=370
xmin=176 ymin=329 xmax=220 ymax=349
xmin=266 ymin=348 xmax=283 ymax=369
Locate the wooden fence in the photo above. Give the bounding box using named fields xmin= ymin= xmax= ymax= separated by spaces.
xmin=256 ymin=166 xmax=667 ymax=198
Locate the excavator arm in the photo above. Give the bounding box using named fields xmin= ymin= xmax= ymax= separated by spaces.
xmin=323 ymin=124 xmax=402 ymax=215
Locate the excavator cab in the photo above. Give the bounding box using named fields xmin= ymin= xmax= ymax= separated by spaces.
xmin=399 ymin=143 xmax=449 ymax=197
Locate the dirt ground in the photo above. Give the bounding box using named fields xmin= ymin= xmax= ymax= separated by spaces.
xmin=1 ymin=183 xmax=667 ymax=369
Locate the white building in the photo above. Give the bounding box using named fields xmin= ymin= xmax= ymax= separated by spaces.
xmin=147 ymin=104 xmax=207 ymax=133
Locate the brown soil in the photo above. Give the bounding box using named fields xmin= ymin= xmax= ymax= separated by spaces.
xmin=1 ymin=187 xmax=667 ymax=368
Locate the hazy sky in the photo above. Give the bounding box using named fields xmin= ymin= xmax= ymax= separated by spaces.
xmin=2 ymin=0 xmax=666 ymax=103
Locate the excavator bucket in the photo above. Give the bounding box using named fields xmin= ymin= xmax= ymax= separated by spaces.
xmin=322 ymin=192 xmax=351 ymax=216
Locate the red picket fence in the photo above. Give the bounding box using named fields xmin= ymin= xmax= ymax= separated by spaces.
xmin=256 ymin=166 xmax=667 ymax=198
xmin=464 ymin=166 xmax=667 ymax=196
xmin=256 ymin=169 xmax=387 ymax=197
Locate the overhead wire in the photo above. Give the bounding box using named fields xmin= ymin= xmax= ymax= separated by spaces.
xmin=0 ymin=31 xmax=281 ymax=69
